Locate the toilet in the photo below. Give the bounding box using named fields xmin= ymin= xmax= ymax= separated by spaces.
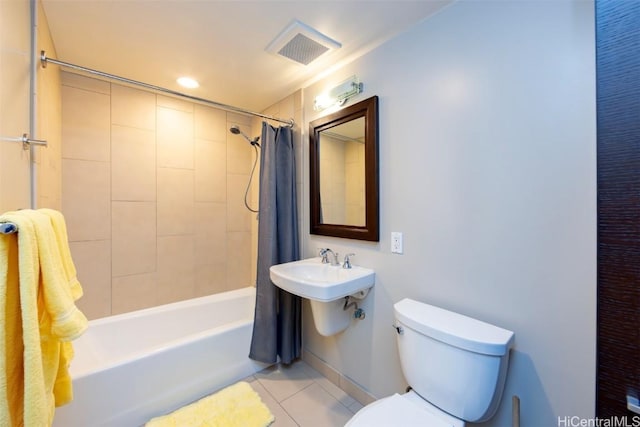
xmin=346 ymin=298 xmax=514 ymax=427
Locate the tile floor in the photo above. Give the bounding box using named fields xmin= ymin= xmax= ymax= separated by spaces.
xmin=243 ymin=360 xmax=364 ymax=427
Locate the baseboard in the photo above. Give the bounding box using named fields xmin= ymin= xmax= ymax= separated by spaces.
xmin=302 ymin=349 xmax=377 ymax=406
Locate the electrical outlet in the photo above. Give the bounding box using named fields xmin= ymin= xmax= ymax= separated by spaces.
xmin=391 ymin=232 xmax=403 ymax=254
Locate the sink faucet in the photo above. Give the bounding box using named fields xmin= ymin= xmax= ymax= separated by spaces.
xmin=319 ymin=248 xmax=340 ymax=266
xmin=343 ymin=253 xmax=355 ymax=269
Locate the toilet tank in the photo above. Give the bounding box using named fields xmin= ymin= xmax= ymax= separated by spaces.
xmin=394 ymin=299 xmax=514 ymax=423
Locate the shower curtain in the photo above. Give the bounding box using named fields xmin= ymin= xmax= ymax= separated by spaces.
xmin=249 ymin=122 xmax=301 ymax=365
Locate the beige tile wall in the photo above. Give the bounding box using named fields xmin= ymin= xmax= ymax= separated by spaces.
xmin=344 ymin=140 xmax=365 ymax=226
xmin=61 ymin=71 xmax=259 ymax=319
xmin=0 ymin=0 xmax=32 ymax=213
xmin=0 ymin=0 xmax=61 ymax=213
xmin=319 ymin=136 xmax=347 ymax=224
xmin=5 ymin=0 xmax=302 ymax=323
xmin=35 ymin=1 xmax=62 ymax=210
xmin=317 ymin=136 xmax=365 ymax=226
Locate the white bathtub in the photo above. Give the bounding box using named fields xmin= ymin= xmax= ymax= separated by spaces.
xmin=53 ymin=287 xmax=269 ymax=427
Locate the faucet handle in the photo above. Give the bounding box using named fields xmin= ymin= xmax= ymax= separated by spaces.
xmin=343 ymin=253 xmax=355 ymax=269
xmin=318 ymin=248 xmax=329 ymax=263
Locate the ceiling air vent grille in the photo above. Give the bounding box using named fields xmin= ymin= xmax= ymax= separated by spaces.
xmin=278 ymin=33 xmax=329 ymax=65
xmin=266 ymin=20 xmax=341 ymax=66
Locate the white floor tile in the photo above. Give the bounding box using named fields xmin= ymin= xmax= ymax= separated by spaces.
xmin=299 ymin=361 xmax=356 ymax=407
xmin=314 ymin=375 xmax=357 ymax=408
xmin=247 ymin=378 xmax=299 ymax=427
xmin=246 ymin=360 xmax=366 ymax=427
xmin=255 ymin=362 xmax=315 ymax=402
xmin=281 ymin=383 xmax=354 ymax=427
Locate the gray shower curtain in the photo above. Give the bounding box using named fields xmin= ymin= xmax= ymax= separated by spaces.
xmin=249 ymin=122 xmax=301 ymax=365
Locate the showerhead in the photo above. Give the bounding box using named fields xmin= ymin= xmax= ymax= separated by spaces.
xmin=229 ymin=125 xmax=260 ymax=147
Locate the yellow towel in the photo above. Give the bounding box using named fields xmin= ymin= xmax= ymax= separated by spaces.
xmin=0 ymin=212 xmax=46 ymax=426
xmin=21 ymin=210 xmax=88 ymax=411
xmin=145 ymin=381 xmax=275 ymax=427
xmin=39 ymin=208 xmax=83 ymax=301
xmin=0 ymin=209 xmax=88 ymax=426
xmin=22 ymin=210 xmax=88 ymax=341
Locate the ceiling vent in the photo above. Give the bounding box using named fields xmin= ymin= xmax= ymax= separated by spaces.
xmin=266 ymin=20 xmax=341 ymax=66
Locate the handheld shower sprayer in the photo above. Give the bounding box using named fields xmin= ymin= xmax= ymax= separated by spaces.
xmin=229 ymin=125 xmax=260 ymax=213
xmin=229 ymin=125 xmax=260 ymax=147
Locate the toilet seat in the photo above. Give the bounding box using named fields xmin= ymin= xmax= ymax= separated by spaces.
xmin=345 ymin=392 xmax=459 ymax=427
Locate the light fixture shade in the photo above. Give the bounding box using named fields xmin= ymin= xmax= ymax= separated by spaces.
xmin=314 ymin=76 xmax=363 ymax=111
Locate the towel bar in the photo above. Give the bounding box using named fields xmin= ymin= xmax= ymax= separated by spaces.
xmin=0 ymin=222 xmax=18 ymax=234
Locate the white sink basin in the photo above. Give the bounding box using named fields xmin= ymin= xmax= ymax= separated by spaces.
xmin=270 ymin=257 xmax=375 ymax=302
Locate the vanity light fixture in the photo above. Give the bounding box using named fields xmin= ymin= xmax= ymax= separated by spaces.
xmin=314 ymin=75 xmax=363 ymax=111
xmin=177 ymin=76 xmax=199 ymax=89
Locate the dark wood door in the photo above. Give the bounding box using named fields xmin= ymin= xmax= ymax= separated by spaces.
xmin=596 ymin=0 xmax=640 ymax=416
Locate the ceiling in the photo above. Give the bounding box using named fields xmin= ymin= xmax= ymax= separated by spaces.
xmin=41 ymin=0 xmax=452 ymax=114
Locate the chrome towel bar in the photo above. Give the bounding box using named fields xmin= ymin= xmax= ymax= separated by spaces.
xmin=1 ymin=133 xmax=48 ymax=150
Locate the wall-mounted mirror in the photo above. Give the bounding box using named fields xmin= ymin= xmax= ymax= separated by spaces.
xmin=309 ymin=95 xmax=379 ymax=241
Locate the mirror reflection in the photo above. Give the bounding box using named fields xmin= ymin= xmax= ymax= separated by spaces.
xmin=319 ymin=117 xmax=366 ymax=226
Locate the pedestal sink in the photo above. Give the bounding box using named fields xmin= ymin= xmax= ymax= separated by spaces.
xmin=270 ymin=257 xmax=375 ymax=336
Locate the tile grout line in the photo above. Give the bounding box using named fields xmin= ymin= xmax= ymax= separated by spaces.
xmin=276 ymin=398 xmax=302 ymax=427
xmin=278 ymin=380 xmax=316 ymax=405
xmin=254 ymin=362 xmax=358 ymax=426
xmin=251 ymin=374 xmax=302 ymax=426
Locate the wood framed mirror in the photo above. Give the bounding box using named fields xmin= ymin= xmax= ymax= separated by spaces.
xmin=309 ymin=95 xmax=379 ymax=241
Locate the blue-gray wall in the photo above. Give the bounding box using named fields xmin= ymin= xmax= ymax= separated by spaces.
xmin=302 ymin=1 xmax=596 ymax=425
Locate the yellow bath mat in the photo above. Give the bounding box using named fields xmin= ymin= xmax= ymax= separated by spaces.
xmin=145 ymin=381 xmax=274 ymax=427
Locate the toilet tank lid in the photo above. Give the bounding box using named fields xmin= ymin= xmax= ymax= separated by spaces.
xmin=394 ymin=298 xmax=514 ymax=356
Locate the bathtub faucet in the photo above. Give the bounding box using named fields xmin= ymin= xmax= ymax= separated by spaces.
xmin=319 ymin=248 xmax=340 ymax=266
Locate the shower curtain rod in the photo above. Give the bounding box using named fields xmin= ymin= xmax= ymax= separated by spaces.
xmin=40 ymin=51 xmax=294 ymax=127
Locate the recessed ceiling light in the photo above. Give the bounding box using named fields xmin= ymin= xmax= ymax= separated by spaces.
xmin=177 ymin=77 xmax=199 ymax=89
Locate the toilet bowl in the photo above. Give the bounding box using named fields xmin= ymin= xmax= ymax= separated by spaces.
xmin=346 ymin=298 xmax=514 ymax=427
xmin=345 ymin=390 xmax=464 ymax=427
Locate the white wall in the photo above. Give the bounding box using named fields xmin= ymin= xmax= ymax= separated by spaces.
xmin=302 ymin=1 xmax=596 ymax=425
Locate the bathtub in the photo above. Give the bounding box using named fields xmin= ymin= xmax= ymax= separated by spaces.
xmin=53 ymin=286 xmax=269 ymax=427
